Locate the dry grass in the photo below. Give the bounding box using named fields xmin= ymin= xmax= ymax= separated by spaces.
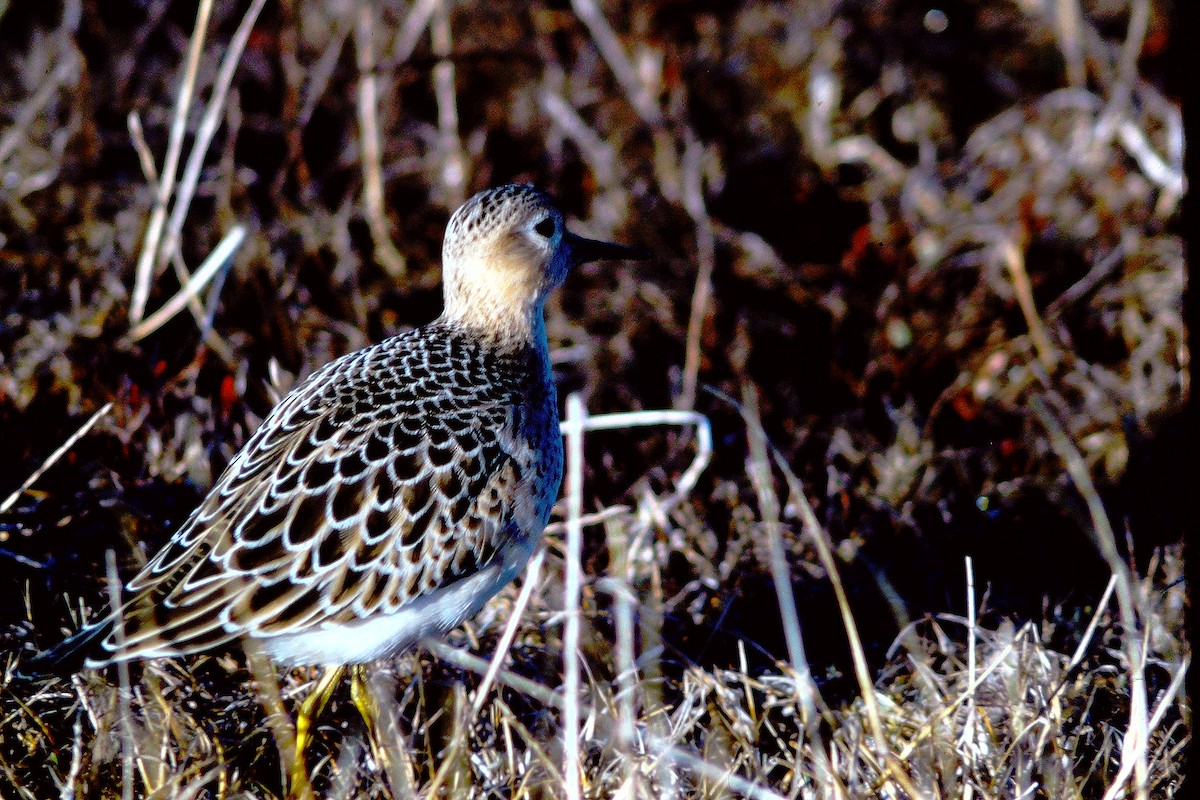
xmin=0 ymin=0 xmax=1186 ymax=798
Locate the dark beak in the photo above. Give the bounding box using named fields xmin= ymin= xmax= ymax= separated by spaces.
xmin=566 ymin=231 xmax=652 ymax=265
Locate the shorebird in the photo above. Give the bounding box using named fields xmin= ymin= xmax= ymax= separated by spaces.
xmin=22 ymin=183 xmax=647 ymax=786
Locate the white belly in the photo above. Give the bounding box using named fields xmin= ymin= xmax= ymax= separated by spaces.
xmin=256 ymin=560 xmax=514 ymax=665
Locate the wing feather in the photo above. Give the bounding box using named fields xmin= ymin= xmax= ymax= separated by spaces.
xmin=103 ymin=328 xmax=531 ymax=662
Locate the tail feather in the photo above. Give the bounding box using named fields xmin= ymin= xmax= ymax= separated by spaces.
xmin=15 ymin=620 xmax=113 ymax=680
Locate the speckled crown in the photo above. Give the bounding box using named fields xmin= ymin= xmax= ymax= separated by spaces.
xmin=443 ymin=184 xmax=557 ymax=261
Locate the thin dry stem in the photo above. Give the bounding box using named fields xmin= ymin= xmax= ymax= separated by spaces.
xmin=769 ymin=447 xmax=921 ymax=798
xmin=557 ymin=408 xmax=711 ymax=507
xmin=1 ymin=402 xmax=113 ymax=514
xmin=424 ymin=640 xmax=564 ymax=712
xmin=159 ymin=0 xmax=267 ymax=305
xmin=1000 ymin=237 xmax=1059 ymax=374
xmin=125 ymin=226 xmax=246 ymax=344
xmin=243 ymin=643 xmax=312 ymax=800
xmin=470 ymin=548 xmax=546 ymax=715
xmin=129 ymin=0 xmax=213 ymax=325
xmin=741 ymin=387 xmax=808 ymax=679
xmin=387 ymin=0 xmax=439 ymax=64
xmin=1032 ymin=398 xmax=1150 ymax=800
xmin=1054 ymin=0 xmax=1086 ymax=88
xmin=561 ymin=393 xmax=586 ymax=800
xmin=1094 ymin=0 xmax=1150 ymax=146
xmin=569 ymin=0 xmax=662 ymax=126
xmin=431 ymin=0 xmax=467 ymax=206
xmin=677 ymin=135 xmax=716 ymax=411
xmin=104 ymin=551 xmax=135 ymax=800
xmin=957 ymin=556 xmax=979 ymax=785
xmin=355 ymin=2 xmax=407 ymax=278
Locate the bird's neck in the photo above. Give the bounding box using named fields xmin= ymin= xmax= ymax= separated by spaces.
xmin=440 ymin=248 xmax=551 ymax=345
xmin=441 ymin=295 xmax=548 ymax=352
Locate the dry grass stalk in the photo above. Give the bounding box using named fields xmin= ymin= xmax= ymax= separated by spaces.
xmin=0 ymin=403 xmax=112 ymax=515
xmin=561 ymin=393 xmax=586 ymax=800
xmin=354 ymin=2 xmax=408 ymax=278
xmin=677 ymin=136 xmax=716 ymax=412
xmin=430 ymin=0 xmax=468 ymax=207
xmin=124 ymin=226 xmax=246 ymax=344
xmin=102 ymin=552 xmax=133 ymax=800
xmin=1032 ymin=397 xmax=1153 ymax=800
xmin=125 ymin=0 xmax=265 ymax=359
xmin=128 ymin=0 xmax=213 ymax=325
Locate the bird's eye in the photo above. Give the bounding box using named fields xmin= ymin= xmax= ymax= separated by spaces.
xmin=533 ymin=217 xmax=556 ymax=238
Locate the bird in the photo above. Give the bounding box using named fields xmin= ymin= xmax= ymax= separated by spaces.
xmin=20 ymin=183 xmax=647 ymax=786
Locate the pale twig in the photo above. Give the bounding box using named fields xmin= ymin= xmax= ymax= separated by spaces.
xmin=999 ymin=236 xmax=1058 ymax=374
xmin=243 ymin=641 xmax=313 ymax=800
xmin=1144 ymin=654 xmax=1188 ymax=736
xmin=1093 ymin=0 xmax=1149 ymax=147
xmin=127 ymin=112 xmax=158 ymax=185
xmin=678 ymin=134 xmax=716 ymax=411
xmin=128 ymin=108 xmax=212 ymax=332
xmin=67 ymin=675 xmax=96 ymax=743
xmin=543 ymin=504 xmax=630 ymax=536
xmin=431 ymin=0 xmax=467 ymax=206
xmin=298 ymin=22 xmax=351 ymax=129
xmin=897 ymin=623 xmax=1033 ymax=760
xmin=364 ymin=670 xmax=416 ymax=799
xmin=569 ymin=0 xmax=662 ymax=126
xmin=741 ymin=387 xmax=807 ymax=679
xmin=598 ymin=517 xmax=639 ymax=785
xmin=154 ymin=0 xmax=267 ymax=312
xmin=557 ymin=409 xmax=711 ymax=505
xmin=421 ymin=685 xmax=473 ymax=797
xmin=130 ymin=0 xmax=213 ymax=325
xmin=59 ymin=712 xmax=85 ymax=800
xmin=123 ymin=0 xmax=256 ymax=362
xmin=1066 ymin=574 xmax=1117 ymax=672
xmin=125 ymin=226 xmax=246 ymax=344
xmin=355 ymin=3 xmax=407 ymax=277
xmin=956 ymin=557 xmax=979 ymax=792
xmin=742 ymin=387 xmax=833 ymax=792
xmin=1032 ymin=398 xmax=1149 ymax=800
xmin=561 ymin=393 xmax=586 ymax=800
xmin=808 ymin=66 xmax=906 ymax=185
xmin=1053 ymin=0 xmax=1085 ymax=89
xmin=1117 ymin=120 xmax=1185 ymax=197
xmin=195 ymin=244 xmax=236 ymax=365
xmin=770 ymin=443 xmax=920 ymax=798
xmin=805 ymin=61 xmax=837 ymax=167
xmin=469 ymin=548 xmax=546 ymax=715
xmin=831 ymin=135 xmax=908 ymax=186
xmin=539 ymin=88 xmax=619 ymax=191
xmin=387 ymin=0 xmax=439 ymax=65
xmin=124 ymin=19 xmax=247 ymax=365
xmin=105 ymin=551 xmax=135 ymax=800
xmin=734 ymin=393 xmax=844 ymax=798
xmin=1 ymin=402 xmax=113 ymax=514
xmin=1046 ymin=242 xmax=1126 ymax=315
xmin=424 ymin=639 xmax=563 ymax=710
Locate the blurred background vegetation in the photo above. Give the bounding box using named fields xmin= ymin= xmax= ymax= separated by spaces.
xmin=0 ymin=0 xmax=1186 ymax=797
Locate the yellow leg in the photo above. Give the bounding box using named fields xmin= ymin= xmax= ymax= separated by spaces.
xmin=349 ymin=665 xmax=388 ymax=769
xmin=290 ymin=665 xmax=345 ymax=791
